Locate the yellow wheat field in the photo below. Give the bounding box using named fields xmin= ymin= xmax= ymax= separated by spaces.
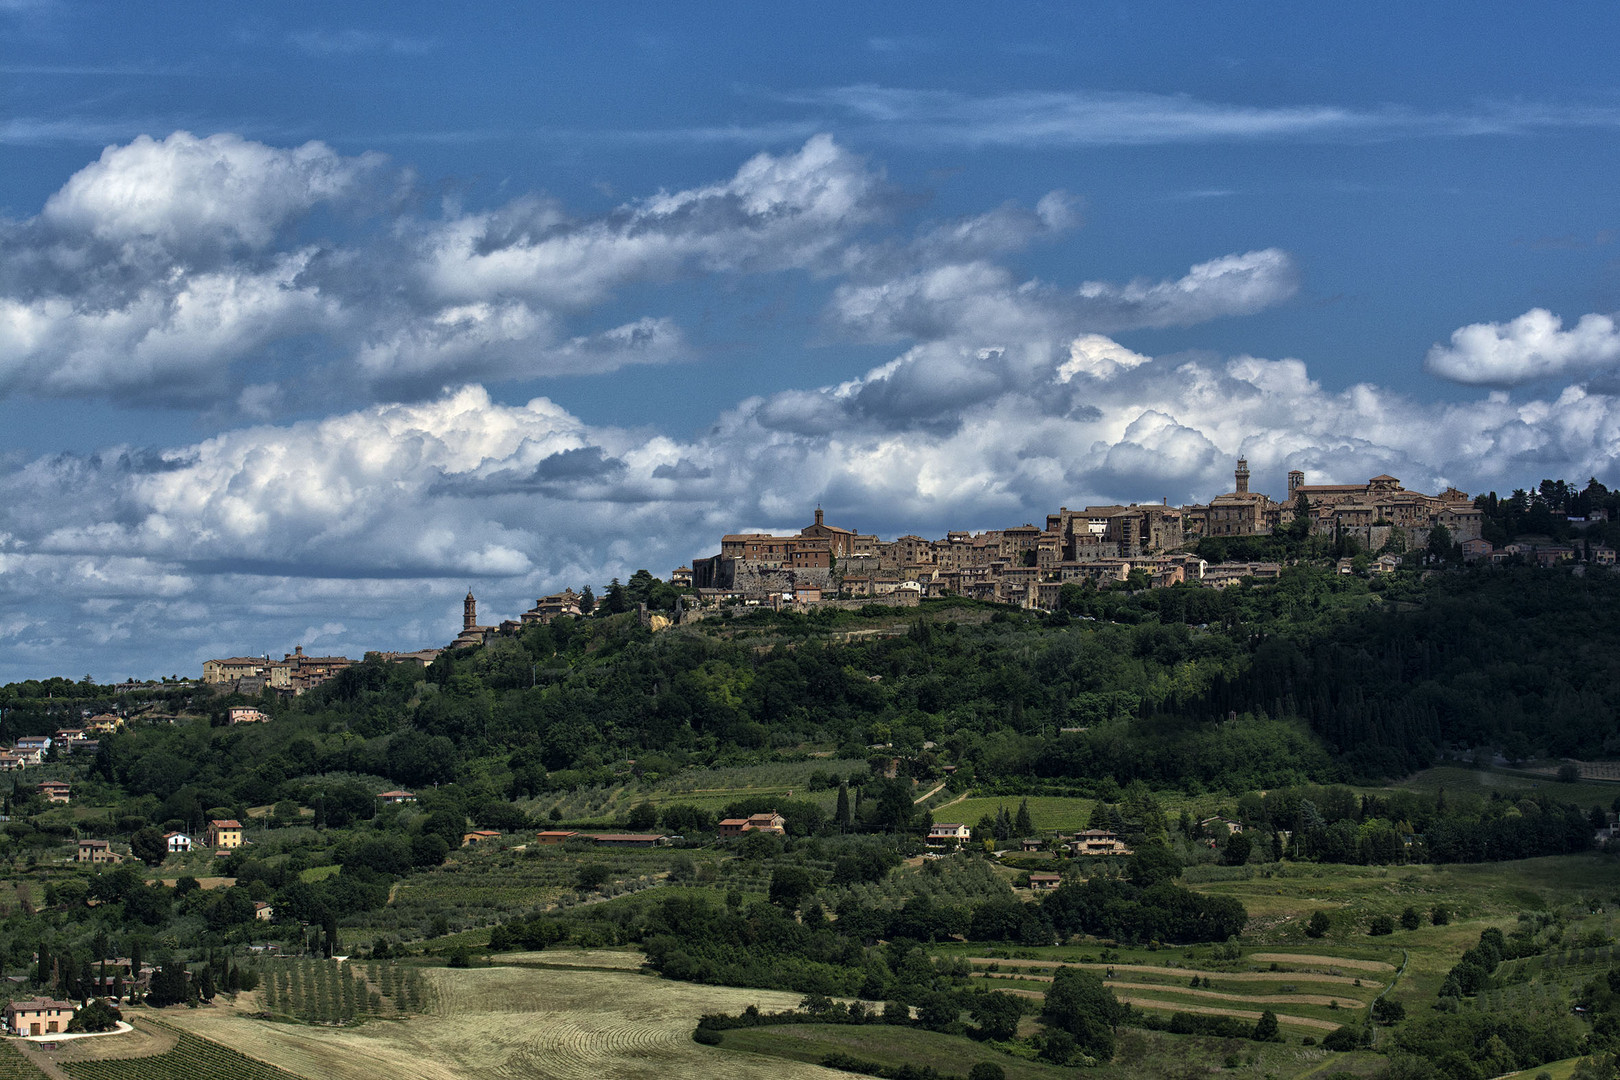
xmin=165 ymin=963 xmax=845 ymax=1080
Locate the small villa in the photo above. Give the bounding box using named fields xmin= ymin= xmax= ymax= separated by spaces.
xmin=76 ymin=839 xmax=124 ymax=865
xmin=205 ymin=819 xmax=243 ymax=849
xmin=926 ymin=823 xmax=972 ymax=847
xmin=717 ymin=811 xmax=787 ymax=839
xmin=1067 ymin=830 xmax=1133 ymax=857
xmin=4 ymin=998 xmax=76 ymax=1036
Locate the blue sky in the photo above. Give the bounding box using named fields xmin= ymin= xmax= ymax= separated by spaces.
xmin=3 ymin=3 xmax=1620 ymax=680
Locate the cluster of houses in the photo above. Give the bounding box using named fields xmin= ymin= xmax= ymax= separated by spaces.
xmin=677 ymin=462 xmax=1497 ymax=612
xmin=201 ymin=646 xmax=356 ymax=696
xmin=1459 ymin=537 xmax=1616 ymax=568
xmin=464 ymin=811 xmax=793 ymax=851
xmin=925 ymin=822 xmax=1137 ymax=858
xmin=0 ymin=726 xmax=103 ymax=775
xmin=3 ymin=952 xmax=174 ymax=1034
xmin=78 ymin=819 xmax=243 ymax=866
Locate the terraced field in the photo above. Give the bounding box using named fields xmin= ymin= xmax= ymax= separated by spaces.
xmin=965 ymin=949 xmax=1389 ymax=1033
xmin=162 ymin=962 xmax=845 ymax=1080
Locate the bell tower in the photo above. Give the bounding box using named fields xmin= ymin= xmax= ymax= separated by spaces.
xmin=464 ymin=590 xmax=477 ymax=631
xmin=1234 ymin=457 xmax=1250 ymax=495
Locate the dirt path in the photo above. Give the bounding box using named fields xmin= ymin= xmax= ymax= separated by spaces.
xmin=913 ymin=781 xmax=947 ymax=805
xmin=966 ymin=958 xmax=1370 ymax=986
xmin=1248 ymin=953 xmax=1395 ymax=973
xmin=931 ymin=791 xmax=969 ymax=812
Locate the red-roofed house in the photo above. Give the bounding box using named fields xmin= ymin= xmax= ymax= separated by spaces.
xmin=206 ymin=819 xmax=243 ymax=849
xmin=5 ymin=998 xmax=76 ymax=1036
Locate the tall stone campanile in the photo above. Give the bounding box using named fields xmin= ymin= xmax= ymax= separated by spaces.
xmin=1234 ymin=458 xmax=1250 ymax=495
xmin=464 ymin=590 xmax=477 ymax=631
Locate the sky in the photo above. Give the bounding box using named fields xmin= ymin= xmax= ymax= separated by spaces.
xmin=3 ymin=3 xmax=1620 ymax=681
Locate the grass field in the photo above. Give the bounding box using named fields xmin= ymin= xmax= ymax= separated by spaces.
xmin=163 ymin=962 xmax=844 ymax=1080
xmin=937 ymin=795 xmax=1096 ymax=834
xmin=959 ymin=941 xmax=1390 ymax=1032
xmin=525 ymin=759 xmax=867 ymax=823
xmin=1384 ymin=765 xmax=1620 ymax=809
xmin=719 ymin=1023 xmax=1071 ymax=1079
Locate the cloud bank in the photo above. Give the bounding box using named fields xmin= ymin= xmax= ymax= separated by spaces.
xmin=6 ymin=333 xmax=1620 ymax=680
xmin=2 ymin=132 xmax=1617 ymax=681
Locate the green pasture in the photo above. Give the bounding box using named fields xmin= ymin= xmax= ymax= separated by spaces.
xmin=939 ymin=795 xmax=1096 ymax=834
xmin=721 ymin=1020 xmax=1359 ymax=1080
xmin=1382 ymin=765 xmax=1620 ymax=809
xmin=718 ymin=1022 xmax=1075 ymax=1079
xmin=524 ymin=758 xmax=866 ymax=823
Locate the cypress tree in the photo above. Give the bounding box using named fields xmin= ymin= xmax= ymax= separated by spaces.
xmin=835 ymin=783 xmax=852 ymax=829
xmin=1014 ymin=799 xmax=1034 ymax=837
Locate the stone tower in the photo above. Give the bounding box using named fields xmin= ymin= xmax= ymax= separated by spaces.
xmin=464 ymin=590 xmax=476 ymax=631
xmin=1288 ymin=469 xmax=1304 ymax=496
xmin=1234 ymin=458 xmax=1250 ymax=495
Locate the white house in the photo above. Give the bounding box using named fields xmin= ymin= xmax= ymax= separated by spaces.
xmin=164 ymin=831 xmax=193 ymax=853
xmin=926 ymin=823 xmax=972 ymax=846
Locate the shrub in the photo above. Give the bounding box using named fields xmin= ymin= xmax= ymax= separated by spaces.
xmin=968 ymin=1065 xmax=1006 ymax=1080
xmin=1322 ymin=1025 xmax=1362 ymax=1052
xmin=1369 ymin=914 xmax=1395 ymax=936
xmin=692 ymin=1026 xmax=723 ymax=1045
xmin=1306 ymin=910 xmax=1331 ymax=938
xmin=1400 ymin=906 xmax=1421 ymax=931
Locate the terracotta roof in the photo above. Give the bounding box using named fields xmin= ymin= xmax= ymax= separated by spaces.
xmin=209 ymin=819 xmax=242 ymax=829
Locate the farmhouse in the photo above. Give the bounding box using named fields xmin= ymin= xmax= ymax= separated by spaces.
xmin=378 ymin=790 xmax=417 ymax=804
xmin=206 ymin=819 xmax=243 ymax=849
xmin=1200 ymin=816 xmax=1244 ymax=835
xmin=76 ymin=839 xmax=123 ymax=865
xmin=38 ymin=781 xmax=70 ymax=805
xmin=1028 ymin=873 xmax=1062 ymax=891
xmin=254 ymin=901 xmax=274 ymax=921
xmin=1068 ymin=830 xmax=1133 ymax=856
xmin=534 ymin=831 xmax=578 ymax=845
xmin=4 ymin=998 xmax=76 ymax=1036
xmin=926 ymin=823 xmax=972 ymax=847
xmin=165 ymin=831 xmax=193 ymax=853
xmin=717 ymin=811 xmax=786 ymax=838
xmin=228 ymin=706 xmax=270 ymax=724
xmin=462 ymin=830 xmax=502 ymax=846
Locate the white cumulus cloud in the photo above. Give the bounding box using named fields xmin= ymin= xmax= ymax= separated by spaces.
xmin=1426 ymin=308 xmax=1620 ymax=386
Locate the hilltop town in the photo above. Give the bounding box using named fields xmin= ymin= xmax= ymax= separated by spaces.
xmin=197 ymin=461 xmax=1618 ymax=697
xmin=683 ymin=459 xmax=1494 ymax=610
